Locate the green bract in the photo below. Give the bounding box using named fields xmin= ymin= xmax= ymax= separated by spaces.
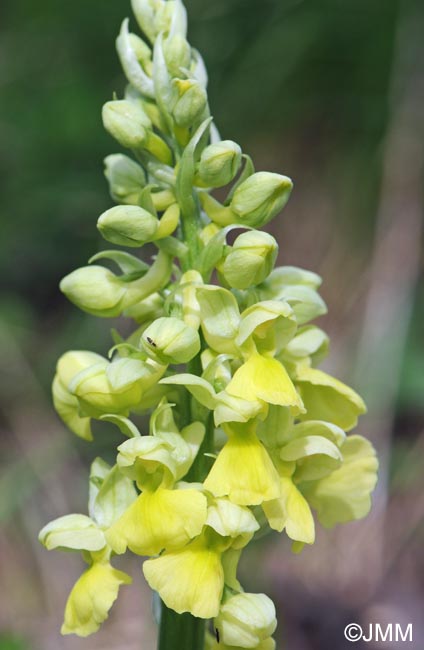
xmin=40 ymin=1 xmax=378 ymax=647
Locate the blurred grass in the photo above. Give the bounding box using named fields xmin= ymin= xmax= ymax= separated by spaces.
xmin=0 ymin=0 xmax=423 ymax=648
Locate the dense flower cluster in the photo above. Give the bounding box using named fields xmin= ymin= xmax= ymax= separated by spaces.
xmin=39 ymin=0 xmax=378 ymax=646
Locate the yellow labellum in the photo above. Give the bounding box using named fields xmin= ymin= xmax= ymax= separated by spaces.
xmin=106 ymin=487 xmax=207 ymax=555
xmin=61 ymin=562 xmax=131 ymax=637
xmin=143 ymin=536 xmax=224 ymax=618
xmin=204 ymin=428 xmax=281 ymax=506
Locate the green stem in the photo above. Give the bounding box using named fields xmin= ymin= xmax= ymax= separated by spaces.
xmin=158 ymin=175 xmax=207 ymax=650
xmin=158 ymin=605 xmax=206 ymax=650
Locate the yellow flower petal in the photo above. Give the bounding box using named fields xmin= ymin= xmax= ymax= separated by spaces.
xmin=61 ymin=562 xmax=131 ymax=637
xmin=106 ymin=487 xmax=207 ymax=555
xmin=204 ymin=429 xmax=281 ymax=506
xmin=263 ymin=476 xmax=315 ymax=544
xmin=143 ymin=537 xmax=224 ymax=618
xmin=226 ymin=353 xmax=304 ymax=414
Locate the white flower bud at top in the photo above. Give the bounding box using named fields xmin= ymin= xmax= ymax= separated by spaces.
xmin=165 ymin=34 xmax=192 ymax=77
xmin=131 ymin=0 xmax=163 ymax=43
xmin=221 ymin=231 xmax=278 ymax=290
xmin=141 ymin=317 xmax=200 ymax=364
xmin=102 ymin=100 xmax=151 ymax=150
xmin=196 ymin=140 xmax=242 ymax=188
xmin=172 ymin=79 xmax=208 ymax=128
xmin=230 ymin=172 xmax=293 ymax=227
xmin=97 ymin=205 xmax=159 ymax=247
xmin=60 ymin=266 xmax=126 ymax=317
xmin=131 ymin=0 xmax=187 ymax=44
xmin=215 ymin=592 xmax=277 ymax=648
xmin=104 ymin=154 xmax=146 ymax=204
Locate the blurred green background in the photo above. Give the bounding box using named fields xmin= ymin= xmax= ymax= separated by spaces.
xmin=0 ymin=0 xmax=423 ymax=648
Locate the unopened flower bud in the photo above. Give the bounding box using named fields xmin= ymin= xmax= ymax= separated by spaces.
xmin=165 ymin=34 xmax=191 ymax=77
xmin=215 ymin=592 xmax=277 ymax=648
xmin=97 ymin=205 xmax=158 ymax=247
xmin=172 ymin=79 xmax=208 ymax=128
xmin=141 ymin=317 xmax=200 ymax=364
xmin=222 ymin=231 xmax=278 ymax=289
xmin=60 ymin=266 xmax=126 ymax=317
xmin=196 ymin=140 xmax=242 ymax=188
xmin=132 ymin=0 xmax=187 ymax=44
xmin=102 ymin=100 xmax=151 ymax=150
xmin=230 ymin=172 xmax=293 ymax=227
xmin=104 ymin=154 xmax=146 ymax=204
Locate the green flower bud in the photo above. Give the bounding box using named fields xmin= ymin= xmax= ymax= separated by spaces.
xmin=221 ymin=231 xmax=278 ymax=290
xmin=215 ymin=592 xmax=277 ymax=648
xmin=102 ymin=100 xmax=151 ymax=149
xmin=230 ymin=172 xmax=293 ymax=227
xmin=141 ymin=316 xmax=200 ymax=364
xmin=172 ymin=79 xmax=208 ymax=128
xmin=165 ymin=34 xmax=191 ymax=77
xmin=60 ymin=266 xmax=126 ymax=317
xmin=196 ymin=140 xmax=242 ymax=188
xmin=104 ymin=154 xmax=146 ymax=204
xmin=97 ymin=205 xmax=159 ymax=247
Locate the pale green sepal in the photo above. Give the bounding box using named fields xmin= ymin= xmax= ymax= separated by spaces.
xmin=237 ymin=300 xmax=296 ymax=352
xmin=301 ymin=435 xmax=378 ymax=527
xmin=206 ymin=498 xmax=260 ymax=541
xmin=99 ymin=414 xmax=141 ymax=438
xmin=213 ymin=392 xmax=263 ymax=426
xmin=280 ymin=435 xmax=342 ymax=463
xmin=61 ymin=561 xmax=132 ymax=637
xmin=116 ymin=435 xmax=177 ymax=488
xmin=292 ymin=420 xmax=346 ymax=447
xmin=262 ymin=266 xmax=322 ymax=294
xmin=196 ymin=286 xmax=240 ymax=354
xmin=160 ymin=374 xmax=218 ymax=410
xmin=257 ymin=406 xmax=293 ymax=448
xmin=279 ymin=285 xmax=327 ymax=325
xmin=116 ymin=19 xmax=154 ymax=98
xmin=39 ymin=515 xmax=106 ymax=552
xmin=295 ymin=367 xmax=366 ymax=431
xmin=106 ymin=357 xmax=165 ymax=392
xmin=52 ymin=375 xmax=92 ymax=441
xmin=284 ymin=325 xmax=329 ymax=365
xmin=90 ymin=465 xmax=138 ymax=529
